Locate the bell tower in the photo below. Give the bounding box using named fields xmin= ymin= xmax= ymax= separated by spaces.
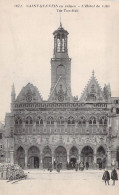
xmin=50 ymin=22 xmax=72 ymax=96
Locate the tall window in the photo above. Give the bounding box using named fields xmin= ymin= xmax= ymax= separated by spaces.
xmin=36 ymin=116 xmax=43 ymax=125
xmin=57 ymin=34 xmax=60 ymax=52
xmin=15 ymin=117 xmax=22 ymax=125
xmin=89 ymin=116 xmax=96 ymax=125
xmin=67 ymin=116 xmax=75 ymax=125
xmin=61 ymin=35 xmax=65 ymax=52
xmin=25 ymin=116 xmax=33 ymax=125
xmin=47 ymin=117 xmax=54 ymax=125
xmin=57 ymin=116 xmax=64 ymax=125
xmin=78 ymin=117 xmax=86 ymax=125
xmin=99 ymin=116 xmax=107 ymax=125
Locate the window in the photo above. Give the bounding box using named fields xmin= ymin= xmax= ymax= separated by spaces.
xmin=15 ymin=117 xmax=22 ymax=125
xmin=57 ymin=34 xmax=60 ymax=52
xmin=25 ymin=116 xmax=33 ymax=124
xmin=47 ymin=117 xmax=54 ymax=125
xmin=68 ymin=116 xmax=75 ymax=125
xmin=99 ymin=116 xmax=107 ymax=125
xmin=36 ymin=116 xmax=43 ymax=125
xmin=89 ymin=117 xmax=96 ymax=125
xmin=57 ymin=116 xmax=64 ymax=125
xmin=78 ymin=117 xmax=86 ymax=125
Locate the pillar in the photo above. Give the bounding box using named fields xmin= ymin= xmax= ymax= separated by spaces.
xmin=93 ymin=148 xmax=97 ymax=169
xmin=67 ymin=150 xmax=69 ymax=163
xmin=40 ymin=152 xmax=43 ymax=169
xmin=25 ymin=150 xmax=27 ymax=169
xmin=10 ymin=151 xmax=14 ymax=164
xmin=78 ymin=150 xmax=81 ymax=163
xmin=107 ymin=149 xmax=112 ymax=167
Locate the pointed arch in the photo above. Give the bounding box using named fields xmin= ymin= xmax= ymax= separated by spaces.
xmin=16 ymin=146 xmax=25 ymax=168
xmin=25 ymin=116 xmax=33 ymax=125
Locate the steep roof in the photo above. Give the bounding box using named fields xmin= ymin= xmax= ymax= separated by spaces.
xmin=79 ymin=71 xmax=106 ymax=103
xmin=16 ymin=83 xmax=42 ymax=103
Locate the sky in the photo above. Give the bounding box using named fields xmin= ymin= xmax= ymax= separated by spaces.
xmin=0 ymin=0 xmax=119 ymax=122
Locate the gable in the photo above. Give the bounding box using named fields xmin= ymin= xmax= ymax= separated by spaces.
xmin=79 ymin=74 xmax=105 ymax=103
xmin=48 ymin=76 xmax=73 ymax=102
xmin=16 ymin=83 xmax=42 ymax=103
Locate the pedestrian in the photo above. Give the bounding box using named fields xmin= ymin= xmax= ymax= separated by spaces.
xmin=75 ymin=162 xmax=78 ymax=171
xmin=111 ymin=167 xmax=118 ymax=185
xmin=79 ymin=161 xmax=84 ymax=171
xmin=86 ymin=162 xmax=89 ymax=170
xmin=102 ymin=168 xmax=110 ymax=185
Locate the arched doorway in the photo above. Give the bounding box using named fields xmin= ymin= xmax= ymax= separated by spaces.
xmin=116 ymin=147 xmax=119 ymax=169
xmin=16 ymin=146 xmax=25 ymax=169
xmin=97 ymin=146 xmax=106 ymax=169
xmin=69 ymin=146 xmax=78 ymax=168
xmin=81 ymin=146 xmax=93 ymax=164
xmin=28 ymin=146 xmax=40 ymax=168
xmin=43 ymin=146 xmax=52 ymax=169
xmin=55 ymin=146 xmax=67 ymax=169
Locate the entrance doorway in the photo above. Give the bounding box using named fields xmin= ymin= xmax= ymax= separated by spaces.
xmin=28 ymin=146 xmax=40 ymax=169
xmin=81 ymin=146 xmax=93 ymax=164
xmin=42 ymin=146 xmax=52 ymax=169
xmin=28 ymin=156 xmax=39 ymax=168
xmin=97 ymin=146 xmax=106 ymax=168
xmin=69 ymin=157 xmax=77 ymax=169
xmin=69 ymin=146 xmax=78 ymax=168
xmin=16 ymin=146 xmax=25 ymax=169
xmin=55 ymin=146 xmax=67 ymax=168
xmin=43 ymin=157 xmax=52 ymax=169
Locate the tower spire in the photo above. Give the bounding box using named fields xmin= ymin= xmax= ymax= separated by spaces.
xmin=60 ymin=13 xmax=62 ymax=28
xmin=11 ymin=83 xmax=16 ymax=102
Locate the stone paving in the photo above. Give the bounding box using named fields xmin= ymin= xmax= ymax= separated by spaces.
xmin=0 ymin=169 xmax=119 ymax=195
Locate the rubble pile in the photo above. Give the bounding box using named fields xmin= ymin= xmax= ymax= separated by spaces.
xmin=0 ymin=163 xmax=26 ymax=180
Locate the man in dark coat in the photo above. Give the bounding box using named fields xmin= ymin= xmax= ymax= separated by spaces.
xmin=102 ymin=168 xmax=110 ymax=185
xmin=111 ymin=167 xmax=118 ymax=185
xmin=86 ymin=162 xmax=89 ymax=170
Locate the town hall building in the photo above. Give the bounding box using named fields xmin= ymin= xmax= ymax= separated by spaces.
xmin=3 ymin=22 xmax=119 ymax=169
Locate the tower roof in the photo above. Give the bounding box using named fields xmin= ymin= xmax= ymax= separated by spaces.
xmin=53 ymin=23 xmax=69 ymax=35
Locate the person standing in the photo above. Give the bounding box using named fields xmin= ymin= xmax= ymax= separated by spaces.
xmin=102 ymin=168 xmax=110 ymax=185
xmin=111 ymin=167 xmax=118 ymax=185
xmin=86 ymin=162 xmax=89 ymax=170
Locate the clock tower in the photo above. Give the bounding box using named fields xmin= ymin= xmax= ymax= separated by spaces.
xmin=50 ymin=22 xmax=72 ymax=101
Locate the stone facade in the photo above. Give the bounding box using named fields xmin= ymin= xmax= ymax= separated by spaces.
xmin=3 ymin=23 xmax=119 ymax=169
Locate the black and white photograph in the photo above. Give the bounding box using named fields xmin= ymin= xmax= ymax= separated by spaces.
xmin=0 ymin=0 xmax=119 ymax=194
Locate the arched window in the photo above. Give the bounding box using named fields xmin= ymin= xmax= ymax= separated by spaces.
xmin=68 ymin=116 xmax=75 ymax=125
xmin=15 ymin=117 xmax=22 ymax=125
xmin=57 ymin=64 xmax=65 ymax=75
xmin=57 ymin=116 xmax=64 ymax=125
xmin=36 ymin=116 xmax=43 ymax=125
xmin=25 ymin=116 xmax=33 ymax=125
xmin=47 ymin=117 xmax=54 ymax=125
xmin=99 ymin=116 xmax=107 ymax=125
xmin=78 ymin=116 xmax=86 ymax=125
xmin=89 ymin=116 xmax=96 ymax=125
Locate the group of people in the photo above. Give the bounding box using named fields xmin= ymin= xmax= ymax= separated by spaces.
xmin=47 ymin=161 xmax=90 ymax=172
xmin=102 ymin=167 xmax=118 ymax=185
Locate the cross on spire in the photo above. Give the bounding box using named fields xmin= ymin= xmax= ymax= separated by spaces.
xmin=92 ymin=70 xmax=95 ymax=77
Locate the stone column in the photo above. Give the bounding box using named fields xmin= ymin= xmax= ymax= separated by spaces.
xmin=52 ymin=152 xmax=54 ymax=169
xmin=94 ymin=148 xmax=97 ymax=163
xmin=78 ymin=149 xmax=81 ymax=163
xmin=67 ymin=150 xmax=69 ymax=163
xmin=107 ymin=149 xmax=112 ymax=167
xmin=10 ymin=151 xmax=14 ymax=164
xmin=40 ymin=152 xmax=43 ymax=169
xmin=25 ymin=150 xmax=27 ymax=169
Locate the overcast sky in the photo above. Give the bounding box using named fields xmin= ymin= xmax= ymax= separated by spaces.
xmin=0 ymin=0 xmax=119 ymax=122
